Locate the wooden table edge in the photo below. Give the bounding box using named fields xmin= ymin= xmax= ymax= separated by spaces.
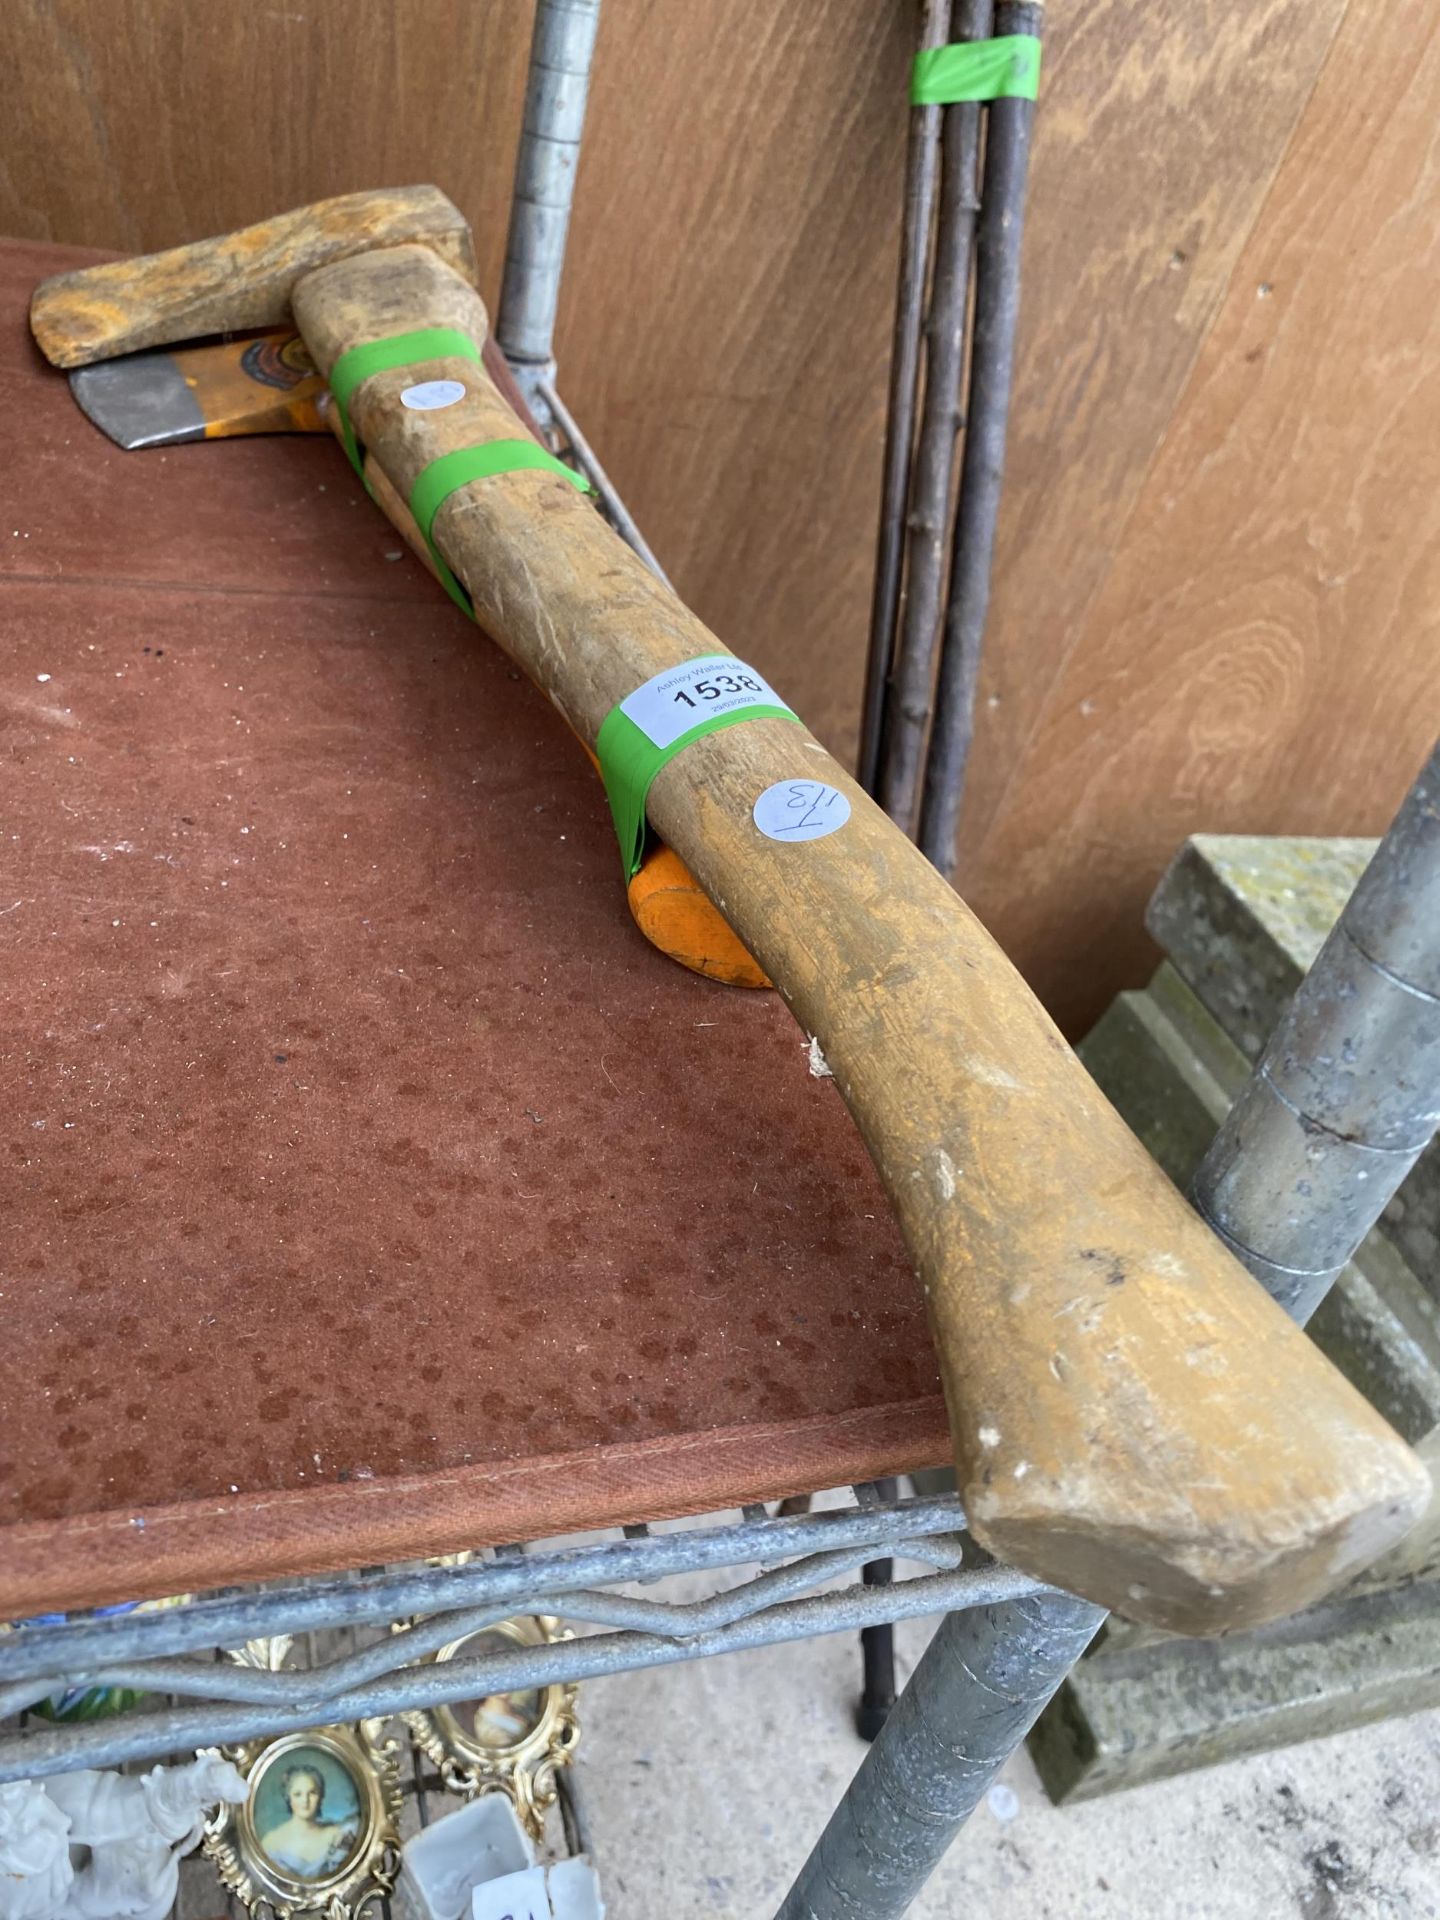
xmin=1 ymin=1396 xmax=953 ymax=1619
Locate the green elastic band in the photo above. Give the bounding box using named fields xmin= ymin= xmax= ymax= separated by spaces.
xmin=596 ymin=662 xmax=801 ymax=880
xmin=327 ymin=327 xmax=484 ymax=478
xmin=409 ymin=442 xmax=589 ymax=617
xmin=911 ymin=35 xmax=1041 ymax=104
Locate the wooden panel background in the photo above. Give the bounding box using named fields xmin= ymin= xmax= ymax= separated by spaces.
xmin=3 ymin=0 xmax=1437 ymax=1034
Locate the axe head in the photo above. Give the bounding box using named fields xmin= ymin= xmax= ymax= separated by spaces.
xmin=65 ymin=326 xmax=539 ymax=457
xmin=69 ymin=334 xmax=326 ymax=449
xmin=30 ymin=186 xmax=476 ymax=370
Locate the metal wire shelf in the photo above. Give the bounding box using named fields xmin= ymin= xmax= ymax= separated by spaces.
xmin=1 ymin=1484 xmax=1027 ymax=1916
xmin=0 ymin=1485 xmax=1040 ymax=1785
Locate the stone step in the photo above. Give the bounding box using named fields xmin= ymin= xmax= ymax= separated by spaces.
xmin=1027 ymin=930 xmax=1440 ymax=1801
xmin=1146 ymin=834 xmax=1439 ymax=1296
xmin=1078 ymin=967 xmax=1440 ymax=1540
xmin=1145 ymin=835 xmax=1374 ymax=1055
xmin=1028 ymin=1575 xmax=1440 ymax=1804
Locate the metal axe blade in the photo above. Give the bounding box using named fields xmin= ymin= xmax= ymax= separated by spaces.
xmin=69 ymin=334 xmax=326 ymax=450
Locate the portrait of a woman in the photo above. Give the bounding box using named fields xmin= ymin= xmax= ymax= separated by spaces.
xmin=256 ymin=1759 xmax=359 ymax=1880
xmin=446 ymin=1627 xmax=547 ymax=1751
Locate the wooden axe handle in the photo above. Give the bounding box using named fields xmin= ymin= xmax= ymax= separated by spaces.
xmin=335 ymin=400 xmax=770 ymax=992
xmin=282 ymin=245 xmax=1427 ymax=1634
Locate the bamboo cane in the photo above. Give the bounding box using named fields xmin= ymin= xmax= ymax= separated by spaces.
xmin=855 ymin=0 xmax=953 ymax=796
xmin=918 ymin=0 xmax=1043 ymax=876
xmin=876 ymin=0 xmax=993 ymax=834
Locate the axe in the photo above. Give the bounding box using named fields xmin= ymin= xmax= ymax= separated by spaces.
xmin=61 ymin=327 xmax=766 ymax=992
xmin=31 ymin=186 xmax=1429 ymax=1635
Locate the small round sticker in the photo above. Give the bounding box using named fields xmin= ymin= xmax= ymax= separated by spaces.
xmin=753 ymin=780 xmax=851 ymax=843
xmin=400 ymin=379 xmax=467 ymax=412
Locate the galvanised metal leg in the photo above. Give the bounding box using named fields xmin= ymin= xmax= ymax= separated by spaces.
xmin=776 ymin=1590 xmax=1102 ymax=1919
xmin=495 ymin=0 xmax=671 ymax=584
xmin=1192 ymin=738 xmax=1440 ymax=1324
xmin=496 ymin=0 xmax=603 ymax=423
xmin=856 ymin=1563 xmax=897 ymax=1741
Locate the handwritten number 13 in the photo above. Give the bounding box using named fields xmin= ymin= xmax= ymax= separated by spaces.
xmin=776 ymin=783 xmax=839 ymax=832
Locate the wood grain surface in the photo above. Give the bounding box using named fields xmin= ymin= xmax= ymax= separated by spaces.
xmin=954 ymin=0 xmax=1353 ymax=855
xmin=30 ymin=186 xmax=476 ymax=367
xmin=2 ymin=0 xmax=1437 ymax=1033
xmin=969 ymin=0 xmax=1440 ymax=1031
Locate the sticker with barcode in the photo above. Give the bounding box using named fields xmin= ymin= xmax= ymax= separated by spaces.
xmin=619 ymin=655 xmax=789 ymax=751
xmin=753 ymin=779 xmax=851 ymax=843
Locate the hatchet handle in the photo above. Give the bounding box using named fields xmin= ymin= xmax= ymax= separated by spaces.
xmin=288 ymin=244 xmax=1425 ymax=1635
xmin=339 ymin=410 xmax=770 ymax=992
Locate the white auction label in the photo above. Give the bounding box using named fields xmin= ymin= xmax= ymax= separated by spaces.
xmin=471 ymin=1865 xmax=552 ymax=1920
xmin=619 ymin=655 xmax=789 ymax=751
xmin=753 ymin=779 xmax=851 ymax=843
xmin=400 ymin=378 xmax=467 ymax=411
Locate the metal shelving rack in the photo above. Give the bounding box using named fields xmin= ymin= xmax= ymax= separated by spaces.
xmin=2 ymin=1487 xmax=1007 ymax=1917
xmin=0 ymin=1489 xmax=1007 ymax=1776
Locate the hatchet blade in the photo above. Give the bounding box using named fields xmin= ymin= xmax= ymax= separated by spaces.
xmin=69 ymin=334 xmax=325 ymax=450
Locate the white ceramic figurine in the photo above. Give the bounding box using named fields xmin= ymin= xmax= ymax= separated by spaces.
xmin=0 ymin=1781 xmax=73 ymax=1920
xmin=0 ymin=1758 xmax=247 ymax=1920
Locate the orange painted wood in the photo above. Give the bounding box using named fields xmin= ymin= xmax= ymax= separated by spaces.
xmin=627 ymin=847 xmax=771 ymax=991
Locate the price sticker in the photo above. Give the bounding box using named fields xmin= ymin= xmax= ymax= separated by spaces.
xmin=753 ymin=779 xmax=851 ymax=843
xmin=400 ymin=378 xmax=468 ymax=411
xmin=471 ymin=1865 xmax=553 ymax=1920
xmin=618 ymin=655 xmax=789 ymax=751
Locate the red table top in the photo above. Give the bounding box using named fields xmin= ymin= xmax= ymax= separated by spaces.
xmin=0 ymin=239 xmax=949 ymax=1617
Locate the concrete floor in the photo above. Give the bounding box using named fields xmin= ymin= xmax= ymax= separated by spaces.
xmin=573 ymin=1603 xmax=1440 ymax=1918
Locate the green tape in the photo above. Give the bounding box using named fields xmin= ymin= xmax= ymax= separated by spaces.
xmin=910 ymin=35 xmax=1041 ymax=105
xmin=327 ymin=327 xmax=484 ymax=477
xmin=596 ymin=658 xmax=801 ymax=880
xmin=409 ymin=441 xmax=590 ymax=617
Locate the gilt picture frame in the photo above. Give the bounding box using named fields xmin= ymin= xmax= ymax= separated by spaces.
xmin=203 ymin=1722 xmax=402 ymax=1917
xmin=400 ymin=1614 xmax=579 ymax=1838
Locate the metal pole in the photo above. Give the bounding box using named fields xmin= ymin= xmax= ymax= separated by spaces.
xmin=777 ymin=1590 xmax=1103 ymax=1919
xmin=0 ymin=1496 xmax=966 ymax=1683
xmin=1192 ymin=738 xmax=1440 ymax=1324
xmin=777 ymin=746 xmax=1440 ymax=1920
xmin=2 ymin=1565 xmax=1045 ymax=1786
xmin=496 ymin=0 xmax=604 ymax=425
xmin=540 ymin=374 xmax=672 ymax=586
xmin=857 ymin=1476 xmax=902 ymax=1739
xmin=856 ymin=0 xmax=954 ymax=796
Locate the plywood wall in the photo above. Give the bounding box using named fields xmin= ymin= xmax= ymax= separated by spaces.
xmin=962 ymin=0 xmax=1440 ymax=1030
xmin=5 ymin=0 xmax=1436 ymax=1032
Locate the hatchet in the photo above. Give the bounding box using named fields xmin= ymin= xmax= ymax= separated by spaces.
xmin=31 ymin=186 xmax=1430 ymax=1634
xmin=61 ymin=328 xmax=766 ymax=991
